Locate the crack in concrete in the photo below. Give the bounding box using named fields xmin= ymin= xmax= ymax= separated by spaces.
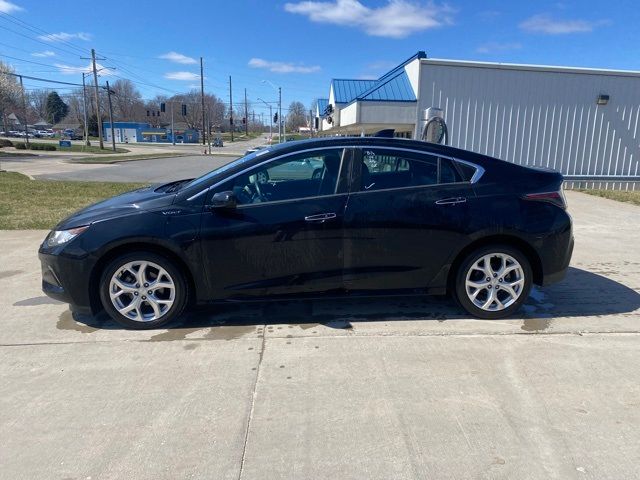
xmin=237 ymin=323 xmax=267 ymax=480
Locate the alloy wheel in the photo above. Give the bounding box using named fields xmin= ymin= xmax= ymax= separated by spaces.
xmin=108 ymin=260 xmax=175 ymax=322
xmin=464 ymin=253 xmax=525 ymax=312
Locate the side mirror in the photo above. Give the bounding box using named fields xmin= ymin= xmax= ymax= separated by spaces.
xmin=209 ymin=191 xmax=237 ymax=209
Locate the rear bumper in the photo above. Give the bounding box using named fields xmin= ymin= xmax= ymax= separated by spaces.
xmin=540 ymin=234 xmax=574 ymax=287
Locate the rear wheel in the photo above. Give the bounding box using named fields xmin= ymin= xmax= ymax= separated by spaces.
xmin=454 ymin=245 xmax=532 ymax=319
xmin=99 ymin=252 xmax=187 ymax=329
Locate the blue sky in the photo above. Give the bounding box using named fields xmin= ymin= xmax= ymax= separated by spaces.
xmin=1 ymin=0 xmax=638 ymax=114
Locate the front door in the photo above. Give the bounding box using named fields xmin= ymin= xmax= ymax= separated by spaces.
xmin=343 ymin=147 xmax=476 ymax=293
xmin=199 ymin=147 xmax=351 ymax=300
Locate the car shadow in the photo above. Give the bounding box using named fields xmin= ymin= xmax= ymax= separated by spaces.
xmin=69 ymin=267 xmax=639 ymax=331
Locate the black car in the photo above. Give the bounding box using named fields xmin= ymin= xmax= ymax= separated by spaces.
xmin=39 ymin=136 xmax=573 ymax=329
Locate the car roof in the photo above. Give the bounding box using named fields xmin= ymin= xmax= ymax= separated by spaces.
xmin=267 ymin=136 xmax=493 ymax=164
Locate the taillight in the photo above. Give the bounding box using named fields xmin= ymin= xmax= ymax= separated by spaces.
xmin=523 ymin=190 xmax=567 ymax=209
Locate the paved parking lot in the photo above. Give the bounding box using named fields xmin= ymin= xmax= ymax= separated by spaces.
xmin=1 ymin=191 xmax=639 ymax=479
xmin=2 ymin=154 xmax=238 ymax=183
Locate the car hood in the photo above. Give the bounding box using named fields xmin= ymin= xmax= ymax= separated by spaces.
xmin=54 ymin=183 xmax=180 ymax=230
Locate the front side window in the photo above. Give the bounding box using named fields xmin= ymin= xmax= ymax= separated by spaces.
xmin=359 ymin=149 xmax=465 ymax=192
xmin=213 ymin=148 xmax=345 ymax=205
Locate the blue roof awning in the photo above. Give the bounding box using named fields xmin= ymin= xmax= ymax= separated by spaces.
xmin=329 ymin=51 xmax=425 ymax=105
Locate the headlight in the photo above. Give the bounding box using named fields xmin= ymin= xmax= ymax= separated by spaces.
xmin=46 ymin=226 xmax=89 ymax=247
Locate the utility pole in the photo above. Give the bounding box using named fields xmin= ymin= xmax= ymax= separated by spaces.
xmin=87 ymin=49 xmax=105 ymax=149
xmin=18 ymin=74 xmax=29 ymax=147
xmin=105 ymin=81 xmax=116 ymax=152
xmin=244 ymin=88 xmax=248 ymax=136
xmin=171 ymin=101 xmax=175 ymax=146
xmin=229 ymin=76 xmax=234 ymax=142
xmin=278 ymin=86 xmax=282 ymax=142
xmin=206 ymin=106 xmax=212 ymax=154
xmin=81 ymin=73 xmax=90 ymax=146
xmin=200 ymin=57 xmax=205 ymax=146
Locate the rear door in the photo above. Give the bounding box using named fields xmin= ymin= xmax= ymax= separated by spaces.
xmin=343 ymin=147 xmax=477 ymax=293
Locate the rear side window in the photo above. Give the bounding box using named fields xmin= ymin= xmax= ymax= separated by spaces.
xmin=359 ymin=149 xmax=468 ymax=191
xmin=454 ymin=161 xmax=477 ymax=182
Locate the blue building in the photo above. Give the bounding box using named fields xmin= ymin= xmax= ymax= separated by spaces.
xmin=103 ymin=122 xmax=199 ymax=143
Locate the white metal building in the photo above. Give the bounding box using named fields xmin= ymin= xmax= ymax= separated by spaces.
xmin=317 ymin=51 xmax=640 ymax=189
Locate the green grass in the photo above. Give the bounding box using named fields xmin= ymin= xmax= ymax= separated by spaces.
xmin=0 ymin=172 xmax=147 ymax=229
xmin=70 ymin=152 xmax=189 ymax=164
xmin=578 ymin=189 xmax=640 ymax=207
xmin=47 ymin=142 xmax=129 ymax=154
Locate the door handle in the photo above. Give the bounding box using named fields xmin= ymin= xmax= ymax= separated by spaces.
xmin=304 ymin=212 xmax=337 ymax=223
xmin=435 ymin=197 xmax=467 ymax=206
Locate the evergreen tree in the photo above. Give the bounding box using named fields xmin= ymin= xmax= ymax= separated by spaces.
xmin=45 ymin=91 xmax=69 ymax=124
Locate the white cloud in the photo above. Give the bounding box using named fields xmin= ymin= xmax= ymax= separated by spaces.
xmin=31 ymin=50 xmax=56 ymax=58
xmin=476 ymin=42 xmax=522 ymax=54
xmin=55 ymin=62 xmax=114 ymax=76
xmin=38 ymin=32 xmax=92 ymax=42
xmin=159 ymin=51 xmax=197 ymax=65
xmin=0 ymin=0 xmax=22 ymax=13
xmin=519 ymin=14 xmax=609 ymax=34
xmin=164 ymin=71 xmax=200 ymax=81
xmin=248 ymin=58 xmax=321 ymax=74
xmin=284 ymin=0 xmax=453 ymax=38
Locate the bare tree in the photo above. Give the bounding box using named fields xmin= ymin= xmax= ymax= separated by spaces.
xmin=29 ymin=89 xmax=51 ymax=121
xmin=110 ymin=79 xmax=143 ymax=121
xmin=286 ymin=101 xmax=308 ymax=132
xmin=169 ymin=90 xmax=226 ymax=131
xmin=0 ymin=61 xmax=22 ymax=131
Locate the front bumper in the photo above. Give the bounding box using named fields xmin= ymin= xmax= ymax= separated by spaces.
xmin=39 ymin=250 xmax=95 ymax=314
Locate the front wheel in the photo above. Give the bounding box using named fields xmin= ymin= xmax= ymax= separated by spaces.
xmin=454 ymin=245 xmax=532 ymax=319
xmin=99 ymin=252 xmax=188 ymax=329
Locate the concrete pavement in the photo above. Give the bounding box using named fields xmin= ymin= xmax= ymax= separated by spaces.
xmin=1 ymin=191 xmax=639 ymax=479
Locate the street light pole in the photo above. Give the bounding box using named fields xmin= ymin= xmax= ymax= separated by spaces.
xmin=262 ymin=80 xmax=282 ymax=142
xmin=257 ymin=98 xmax=272 ymax=141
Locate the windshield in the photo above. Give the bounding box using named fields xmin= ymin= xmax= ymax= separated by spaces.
xmin=183 ymin=148 xmax=272 ymax=190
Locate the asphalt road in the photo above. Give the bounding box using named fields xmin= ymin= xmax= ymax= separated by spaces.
xmin=1 ymin=191 xmax=640 ymax=479
xmin=29 ymin=155 xmax=239 ymax=183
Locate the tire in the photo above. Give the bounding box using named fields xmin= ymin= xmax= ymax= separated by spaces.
xmin=454 ymin=244 xmax=532 ymax=319
xmin=99 ymin=251 xmax=188 ymax=329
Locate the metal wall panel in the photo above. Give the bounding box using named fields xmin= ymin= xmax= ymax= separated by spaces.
xmin=418 ymin=62 xmax=640 ymax=190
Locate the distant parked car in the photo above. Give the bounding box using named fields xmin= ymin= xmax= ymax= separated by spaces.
xmin=244 ymin=146 xmax=266 ymax=155
xmin=212 ymin=138 xmax=224 ymax=147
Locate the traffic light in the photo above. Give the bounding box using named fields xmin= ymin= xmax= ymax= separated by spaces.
xmin=160 ymin=103 xmax=166 ymax=113
xmin=157 ymin=110 xmax=160 ymax=117
xmin=242 ymin=117 xmax=246 ymax=125
xmin=273 ymin=112 xmax=278 ymax=123
xmin=181 ymin=104 xmax=187 ymax=116
xmin=146 ymin=110 xmax=150 ymax=116
xmin=229 ymin=117 xmax=234 ymax=125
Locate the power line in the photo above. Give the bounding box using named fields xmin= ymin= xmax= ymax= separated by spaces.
xmin=0 ymin=11 xmax=89 ymax=56
xmin=0 ymin=52 xmax=84 ymax=70
xmin=0 ymin=70 xmax=84 ymax=87
xmin=0 ymin=23 xmax=86 ymax=59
